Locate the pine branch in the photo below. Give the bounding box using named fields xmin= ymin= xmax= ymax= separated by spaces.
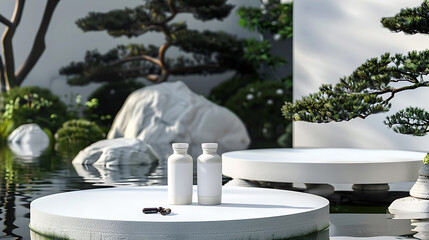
xmin=385 ymin=107 xmax=429 ymax=136
xmin=282 ymin=50 xmax=429 ymax=123
xmin=381 ymin=0 xmax=429 ymax=34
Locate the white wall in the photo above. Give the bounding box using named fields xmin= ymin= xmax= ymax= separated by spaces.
xmin=294 ymin=0 xmax=429 ymax=151
xmin=0 ymin=0 xmax=259 ymax=101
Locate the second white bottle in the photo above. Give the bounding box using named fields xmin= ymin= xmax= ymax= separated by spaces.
xmin=197 ymin=143 xmax=222 ymax=205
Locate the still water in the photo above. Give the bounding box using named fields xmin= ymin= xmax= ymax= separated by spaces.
xmin=0 ymin=145 xmax=424 ymax=239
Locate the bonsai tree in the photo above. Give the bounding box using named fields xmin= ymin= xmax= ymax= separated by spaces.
xmin=0 ymin=0 xmax=59 ymax=92
xmin=282 ymin=0 xmax=429 ymax=138
xmin=59 ymin=0 xmax=253 ymax=85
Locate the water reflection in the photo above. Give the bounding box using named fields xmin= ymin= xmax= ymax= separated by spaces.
xmin=389 ymin=210 xmax=429 ymax=240
xmin=8 ymin=140 xmax=49 ymax=161
xmin=330 ymin=214 xmax=413 ymax=237
xmin=73 ymin=162 xmax=159 ymax=187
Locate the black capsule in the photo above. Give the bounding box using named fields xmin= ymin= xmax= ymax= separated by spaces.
xmin=143 ymin=207 xmax=159 ymax=214
xmin=160 ymin=208 xmax=171 ymax=216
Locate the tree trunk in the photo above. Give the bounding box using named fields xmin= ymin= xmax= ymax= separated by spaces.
xmin=15 ymin=0 xmax=59 ymax=85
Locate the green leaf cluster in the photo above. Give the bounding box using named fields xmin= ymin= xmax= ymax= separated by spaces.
xmin=282 ymin=50 xmax=429 ymax=123
xmin=385 ymin=107 xmax=429 ymax=136
xmin=76 ymin=0 xmax=233 ymax=37
xmin=424 ymin=153 xmax=429 ymax=164
xmin=0 ymin=118 xmax=13 ymax=144
xmin=238 ymin=0 xmax=293 ymax=40
xmin=0 ymin=87 xmax=69 ymax=133
xmin=244 ymin=39 xmax=286 ymax=70
xmin=55 ymin=119 xmax=105 ymax=156
xmin=60 ymin=44 xmax=160 ymax=85
xmin=282 ymin=85 xmax=390 ymax=123
xmin=381 ymin=0 xmax=429 ymax=34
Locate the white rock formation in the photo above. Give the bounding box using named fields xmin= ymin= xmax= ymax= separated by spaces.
xmin=8 ymin=123 xmax=50 ymax=158
xmin=72 ymin=138 xmax=160 ymax=167
xmin=389 ymin=165 xmax=429 ymax=213
xmin=107 ymin=81 xmax=250 ymax=153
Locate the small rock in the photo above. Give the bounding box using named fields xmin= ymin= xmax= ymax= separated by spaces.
xmin=72 ymin=138 xmax=159 ymax=167
xmin=8 ymin=124 xmax=49 ymax=158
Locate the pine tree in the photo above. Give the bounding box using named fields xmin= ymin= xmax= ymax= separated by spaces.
xmin=59 ymin=0 xmax=254 ymax=85
xmin=282 ymin=0 xmax=429 ymax=136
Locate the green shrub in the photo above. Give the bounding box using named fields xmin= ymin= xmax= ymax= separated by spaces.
xmin=424 ymin=154 xmax=429 ymax=165
xmin=0 ymin=86 xmax=69 ymax=133
xmin=224 ymin=80 xmax=292 ymax=148
xmin=84 ymin=80 xmax=144 ymax=127
xmin=209 ymin=75 xmax=259 ymax=106
xmin=55 ymin=119 xmax=105 ymax=155
xmin=0 ymin=118 xmax=14 ymax=144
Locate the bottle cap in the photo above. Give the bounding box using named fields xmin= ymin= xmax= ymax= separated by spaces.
xmin=202 ymin=143 xmax=218 ymax=149
xmin=172 ymin=143 xmax=189 ymax=149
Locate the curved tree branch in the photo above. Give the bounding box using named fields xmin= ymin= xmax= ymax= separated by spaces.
xmin=15 ymin=0 xmax=59 ymax=85
xmin=110 ymin=55 xmax=161 ymax=68
xmin=0 ymin=15 xmax=11 ymax=27
xmin=0 ymin=56 xmax=5 ymax=93
xmin=2 ymin=0 xmax=25 ymax=90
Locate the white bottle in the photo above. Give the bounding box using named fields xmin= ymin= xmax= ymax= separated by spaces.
xmin=197 ymin=143 xmax=222 ymax=205
xmin=168 ymin=143 xmax=193 ymax=205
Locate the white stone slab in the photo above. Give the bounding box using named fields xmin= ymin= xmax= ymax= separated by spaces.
xmin=222 ymin=148 xmax=425 ymax=184
xmin=30 ymin=186 xmax=329 ymax=240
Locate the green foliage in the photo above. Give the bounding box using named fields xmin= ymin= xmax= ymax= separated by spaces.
xmin=225 ymin=80 xmax=292 ymax=148
xmin=60 ymin=45 xmax=160 ymax=85
xmin=59 ymin=0 xmax=253 ymax=85
xmin=238 ymin=0 xmax=293 ymax=40
xmin=0 ymin=87 xmax=69 ymax=133
xmin=282 ymin=50 xmax=429 ymax=123
xmin=85 ymin=80 xmax=144 ymax=126
xmin=76 ymin=1 xmax=233 ymax=36
xmin=209 ymin=75 xmax=260 ymax=105
xmin=244 ymin=39 xmax=286 ymax=70
xmin=424 ymin=153 xmax=429 ymax=164
xmin=0 ymin=118 xmax=13 ymax=144
xmin=385 ymin=107 xmax=429 ymax=136
xmin=282 ymin=85 xmax=390 ymax=123
xmin=381 ymin=0 xmax=429 ymax=34
xmin=55 ymin=119 xmax=105 ymax=155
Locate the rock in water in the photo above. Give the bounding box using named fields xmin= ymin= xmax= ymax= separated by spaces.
xmin=108 ymin=81 xmax=250 ymax=152
xmin=72 ymin=138 xmax=159 ymax=166
xmin=8 ymin=124 xmax=50 ymax=158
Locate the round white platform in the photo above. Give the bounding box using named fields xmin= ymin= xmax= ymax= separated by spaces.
xmin=222 ymin=148 xmax=425 ymax=184
xmin=30 ymin=186 xmax=329 ymax=240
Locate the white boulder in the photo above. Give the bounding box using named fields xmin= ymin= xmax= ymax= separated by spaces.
xmin=108 ymin=81 xmax=250 ymax=153
xmin=8 ymin=123 xmax=50 ymax=158
xmin=72 ymin=138 xmax=159 ymax=167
